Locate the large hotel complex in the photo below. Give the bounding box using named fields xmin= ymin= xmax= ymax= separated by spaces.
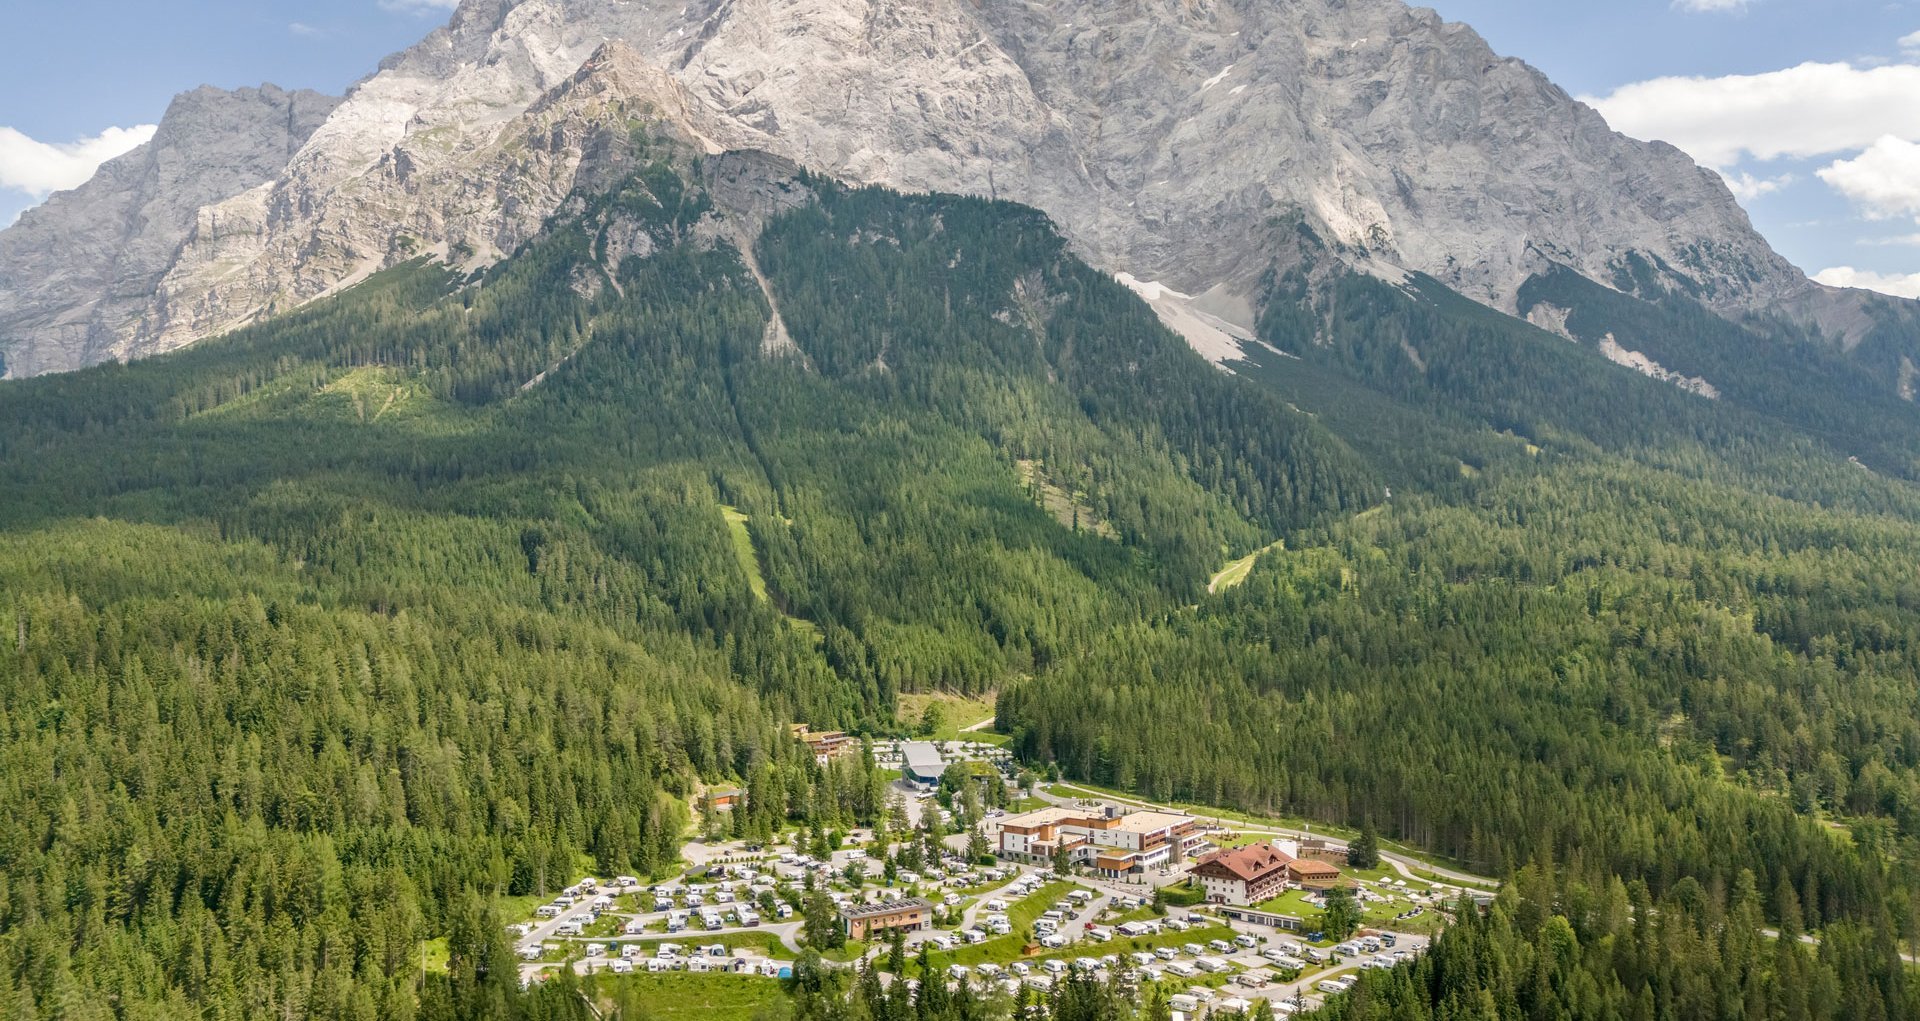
xmin=994 ymin=805 xmax=1207 ymax=877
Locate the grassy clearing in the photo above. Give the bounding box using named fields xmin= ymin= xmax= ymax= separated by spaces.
xmin=896 ymin=691 xmax=999 ymax=740
xmin=720 ymin=506 xmax=768 ymax=602
xmin=1207 ymin=540 xmax=1285 ymax=594
xmin=720 ymin=505 xmax=819 ymax=643
xmin=918 ymin=880 xmax=1077 ymax=969
xmin=417 ymin=937 xmax=450 ymax=976
xmin=594 ymin=972 xmax=787 ymax=1021
xmin=1016 ymin=459 xmax=1118 ymax=540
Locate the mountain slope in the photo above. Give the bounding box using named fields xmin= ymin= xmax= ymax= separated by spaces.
xmin=3 ymin=0 xmax=1913 ymax=381
xmin=4 ymin=149 xmax=1920 ymax=1019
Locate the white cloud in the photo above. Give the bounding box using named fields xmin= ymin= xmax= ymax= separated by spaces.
xmin=1813 ymin=266 xmax=1920 ymax=299
xmin=1720 ymin=171 xmax=1792 ymax=201
xmin=1584 ymin=62 xmax=1920 ymax=167
xmin=289 ymin=21 xmax=325 ymax=37
xmin=379 ymin=0 xmax=458 ymax=12
xmin=0 ymin=124 xmax=156 ymax=197
xmin=1673 ymin=0 xmax=1751 ymax=11
xmin=1902 ymin=30 xmax=1920 ymax=55
xmin=1818 ymin=137 xmax=1920 ymax=220
xmin=1862 ymin=233 xmax=1920 ymax=247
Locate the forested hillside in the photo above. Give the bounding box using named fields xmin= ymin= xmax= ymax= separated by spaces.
xmin=2 ymin=131 xmax=1920 ymax=1021
xmin=0 ymin=148 xmax=1369 ymax=1018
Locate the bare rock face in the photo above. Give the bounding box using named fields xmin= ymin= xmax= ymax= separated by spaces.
xmin=0 ymin=85 xmax=339 ymax=377
xmin=0 ymin=0 xmax=1910 ymax=375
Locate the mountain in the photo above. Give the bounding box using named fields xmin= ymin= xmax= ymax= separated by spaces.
xmin=8 ymin=4 xmax=1920 ymax=1020
xmin=2 ymin=0 xmax=1914 ymax=382
xmin=3 ymin=122 xmax=1919 ymax=1018
xmin=0 ymin=84 xmax=338 ymax=377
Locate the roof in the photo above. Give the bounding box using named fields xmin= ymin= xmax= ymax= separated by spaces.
xmin=999 ymin=806 xmax=1079 ymax=829
xmin=1288 ymin=858 xmax=1342 ymax=877
xmin=841 ymin=898 xmax=932 ymax=919
xmin=1192 ymin=842 xmax=1296 ymax=883
xmin=1111 ymin=810 xmax=1193 ymax=834
xmin=901 ymin=742 xmax=946 ymax=776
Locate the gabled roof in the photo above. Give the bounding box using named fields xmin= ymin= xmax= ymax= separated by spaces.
xmin=1192 ymin=842 xmax=1296 ymax=883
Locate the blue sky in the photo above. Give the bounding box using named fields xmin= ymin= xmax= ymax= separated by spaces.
xmin=4 ymin=0 xmax=1920 ymax=295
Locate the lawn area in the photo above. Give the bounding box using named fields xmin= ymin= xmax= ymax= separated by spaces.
xmin=1104 ymin=903 xmax=1160 ymax=925
xmin=1252 ymin=889 xmax=1325 ymax=927
xmin=595 ymin=972 xmax=787 ymax=1021
xmin=1250 ymin=883 xmax=1444 ymax=940
xmin=914 ymin=880 xmax=1076 ymax=970
xmin=896 ymin=691 xmax=998 ymax=740
xmin=1008 ymin=881 xmax=1078 ymax=930
xmin=817 ymin=940 xmax=868 ymax=963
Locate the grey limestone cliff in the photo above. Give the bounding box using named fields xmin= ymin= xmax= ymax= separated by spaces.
xmin=0 ymin=0 xmax=1908 ymax=376
xmin=0 ymin=84 xmax=338 ymax=376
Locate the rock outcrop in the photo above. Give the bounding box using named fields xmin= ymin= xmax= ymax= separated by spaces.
xmin=0 ymin=85 xmax=338 ymax=376
xmin=1 ymin=0 xmax=1910 ymax=375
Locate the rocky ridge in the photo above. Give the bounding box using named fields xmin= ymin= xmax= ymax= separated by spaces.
xmin=0 ymin=85 xmax=338 ymax=376
xmin=0 ymin=0 xmax=1910 ymax=376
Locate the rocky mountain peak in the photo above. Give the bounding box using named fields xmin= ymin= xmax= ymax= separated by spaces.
xmin=0 ymin=0 xmax=1909 ymax=377
xmin=0 ymin=83 xmax=338 ymax=377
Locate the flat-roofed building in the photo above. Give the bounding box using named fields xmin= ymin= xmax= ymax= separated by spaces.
xmin=840 ymin=898 xmax=932 ymax=940
xmin=995 ymin=804 xmax=1199 ymax=876
xmin=901 ymin=742 xmax=947 ymax=786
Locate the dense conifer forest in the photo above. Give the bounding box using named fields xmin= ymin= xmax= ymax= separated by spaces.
xmin=1 ymin=146 xmax=1918 ymax=1019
